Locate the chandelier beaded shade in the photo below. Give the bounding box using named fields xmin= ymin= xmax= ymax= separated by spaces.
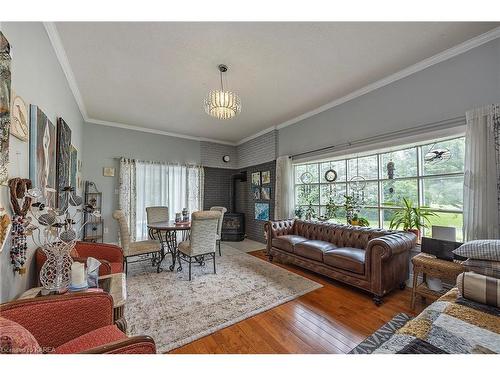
xmin=204 ymin=64 xmax=241 ymax=120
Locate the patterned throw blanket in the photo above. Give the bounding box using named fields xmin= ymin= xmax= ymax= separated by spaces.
xmin=371 ymin=288 xmax=500 ymax=354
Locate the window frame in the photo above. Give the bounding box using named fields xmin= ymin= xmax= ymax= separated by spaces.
xmin=293 ymin=136 xmax=465 ymax=235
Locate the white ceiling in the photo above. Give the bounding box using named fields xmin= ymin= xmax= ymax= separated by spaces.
xmin=54 ymin=22 xmax=499 ymax=144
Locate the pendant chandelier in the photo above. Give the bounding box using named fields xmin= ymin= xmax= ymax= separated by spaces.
xmin=204 ymin=64 xmax=241 ymax=120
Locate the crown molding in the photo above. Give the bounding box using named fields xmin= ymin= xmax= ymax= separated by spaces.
xmin=274 ymin=26 xmax=500 ymax=131
xmin=86 ymin=118 xmax=237 ymax=145
xmin=44 ymin=22 xmax=500 ymax=146
xmin=43 ymin=22 xmax=89 ymax=121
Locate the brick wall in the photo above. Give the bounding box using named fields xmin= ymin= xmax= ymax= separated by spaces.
xmin=238 ymin=130 xmax=278 ymax=169
xmin=203 ymin=160 xmax=276 ymax=244
xmin=200 ymin=141 xmax=238 ymax=169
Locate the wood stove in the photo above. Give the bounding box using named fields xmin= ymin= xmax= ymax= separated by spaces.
xmin=221 ymin=171 xmax=246 ymax=241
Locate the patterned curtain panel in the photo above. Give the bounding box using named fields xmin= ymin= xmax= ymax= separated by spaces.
xmin=135 ymin=161 xmax=204 ymax=240
xmin=463 ymin=104 xmax=500 ymax=240
xmin=119 ymin=158 xmax=137 ymax=241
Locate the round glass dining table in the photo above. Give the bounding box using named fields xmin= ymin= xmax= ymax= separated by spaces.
xmin=147 ymin=221 xmax=191 ymax=272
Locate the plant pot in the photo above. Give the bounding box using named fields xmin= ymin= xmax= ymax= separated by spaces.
xmin=407 ymin=228 xmax=421 ymax=243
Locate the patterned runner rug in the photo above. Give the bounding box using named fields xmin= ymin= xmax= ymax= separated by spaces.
xmin=124 ymin=244 xmax=322 ymax=353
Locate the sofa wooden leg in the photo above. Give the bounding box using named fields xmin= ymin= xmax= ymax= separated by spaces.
xmin=399 ymin=281 xmax=406 ymax=290
xmin=373 ymin=295 xmax=383 ymax=306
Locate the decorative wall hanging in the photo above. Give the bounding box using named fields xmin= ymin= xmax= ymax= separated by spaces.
xmin=8 ymin=178 xmax=33 ymax=274
xmin=251 ymin=171 xmax=261 ymax=186
xmin=387 ymin=160 xmax=395 ymax=179
xmin=324 ymin=169 xmax=338 ymax=182
xmin=0 ymin=31 xmax=12 ymax=185
xmin=255 ymin=202 xmax=270 ymax=221
xmin=261 ymin=186 xmax=271 ymax=200
xmin=222 ymin=155 xmax=230 ymax=163
xmin=10 ymin=95 xmax=29 ymax=141
xmin=70 ymin=145 xmax=78 ymax=188
xmin=103 ymin=167 xmax=115 ymax=177
xmin=25 ymin=186 xmax=101 ymax=292
xmin=424 ymin=143 xmax=451 ymax=164
xmin=300 ymin=171 xmax=314 ymax=184
xmin=56 ymin=117 xmax=72 ymax=209
xmin=29 ymin=105 xmax=57 ymax=208
xmin=261 ymin=170 xmax=271 ymax=185
xmin=349 ymin=156 xmax=366 ymax=192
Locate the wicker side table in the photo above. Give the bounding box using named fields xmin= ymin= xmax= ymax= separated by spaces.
xmin=410 ymin=252 xmax=464 ymax=310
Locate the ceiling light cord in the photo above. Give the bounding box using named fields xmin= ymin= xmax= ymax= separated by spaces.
xmin=220 ymin=69 xmax=224 ymax=92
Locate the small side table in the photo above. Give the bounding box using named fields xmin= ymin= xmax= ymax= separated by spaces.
xmin=410 ymin=252 xmax=464 ymax=310
xmin=18 ymin=273 xmax=127 ymax=332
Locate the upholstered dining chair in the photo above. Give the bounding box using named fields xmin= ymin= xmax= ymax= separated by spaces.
xmin=112 ymin=210 xmax=162 ymax=274
xmin=177 ymin=211 xmax=221 ymax=281
xmin=210 ymin=206 xmax=227 ymax=256
xmin=146 ymin=206 xmax=169 ymax=240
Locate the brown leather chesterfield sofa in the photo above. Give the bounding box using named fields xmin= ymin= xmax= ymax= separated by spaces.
xmin=265 ymin=220 xmax=416 ymax=305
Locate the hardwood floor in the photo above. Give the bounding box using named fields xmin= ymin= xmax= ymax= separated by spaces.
xmin=169 ymin=250 xmax=426 ymax=354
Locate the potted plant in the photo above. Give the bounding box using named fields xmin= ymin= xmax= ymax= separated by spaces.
xmin=305 ymin=200 xmax=316 ymax=221
xmin=389 ymin=197 xmax=437 ymax=241
xmin=350 ymin=213 xmax=369 ymax=227
xmin=294 ymin=206 xmax=304 ymax=220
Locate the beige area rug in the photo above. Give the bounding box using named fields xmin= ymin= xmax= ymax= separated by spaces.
xmin=124 ymin=244 xmax=322 ymax=353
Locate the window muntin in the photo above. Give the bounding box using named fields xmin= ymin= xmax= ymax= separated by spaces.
xmin=293 ymin=136 xmax=465 ymax=238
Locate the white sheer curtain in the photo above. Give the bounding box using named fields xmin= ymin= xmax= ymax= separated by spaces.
xmin=274 ymin=155 xmax=295 ymax=219
xmin=135 ymin=161 xmax=204 ymax=240
xmin=119 ymin=158 xmax=137 ymax=241
xmin=463 ymin=104 xmax=500 ymax=241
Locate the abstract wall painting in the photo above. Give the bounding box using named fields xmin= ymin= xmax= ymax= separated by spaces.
xmin=0 ymin=32 xmax=12 ymax=185
xmin=56 ymin=117 xmax=72 ymax=208
xmin=29 ymin=105 xmax=57 ymax=208
xmin=10 ymin=95 xmax=29 ymax=142
xmin=70 ymin=145 xmax=78 ymax=190
xmin=261 ymin=170 xmax=271 ymax=185
xmin=255 ymin=202 xmax=269 ymax=221
xmin=261 ymin=186 xmax=271 ymax=200
xmin=251 ymin=171 xmax=261 ymax=186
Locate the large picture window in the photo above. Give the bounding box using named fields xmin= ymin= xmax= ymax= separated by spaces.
xmin=293 ymin=137 xmax=465 ymax=240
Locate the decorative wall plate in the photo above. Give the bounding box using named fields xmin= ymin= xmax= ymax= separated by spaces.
xmin=324 ymin=169 xmax=338 ymax=182
xmin=10 ymin=95 xmax=29 ymax=141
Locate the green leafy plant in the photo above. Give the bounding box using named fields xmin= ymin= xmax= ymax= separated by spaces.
xmin=388 ymin=197 xmax=437 ymax=231
xmin=325 ymin=197 xmax=339 ymax=220
xmin=343 ymin=194 xmax=360 ymax=222
xmin=294 ymin=206 xmax=304 ymax=219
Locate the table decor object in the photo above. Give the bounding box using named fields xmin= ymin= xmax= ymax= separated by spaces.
xmin=26 ymin=186 xmax=101 ymax=293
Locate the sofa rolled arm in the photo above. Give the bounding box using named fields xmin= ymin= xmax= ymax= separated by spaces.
xmin=0 ymin=292 xmax=114 ymax=350
xmin=265 ymin=220 xmax=295 ymax=253
xmin=366 ymin=231 xmax=416 ymax=261
xmin=81 ymin=335 xmax=157 ymax=354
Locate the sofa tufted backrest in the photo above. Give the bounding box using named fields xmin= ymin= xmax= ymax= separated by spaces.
xmin=293 ymin=220 xmax=397 ymax=249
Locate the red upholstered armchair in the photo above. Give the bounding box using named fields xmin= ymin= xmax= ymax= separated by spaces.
xmin=36 ymin=242 xmax=124 ymax=283
xmin=0 ymin=292 xmax=156 ymax=354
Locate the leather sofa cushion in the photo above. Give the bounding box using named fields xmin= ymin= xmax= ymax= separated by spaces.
xmin=272 ymin=235 xmax=308 ymax=253
xmin=324 ymin=247 xmax=366 ymax=274
xmin=294 ymin=240 xmax=337 ymax=262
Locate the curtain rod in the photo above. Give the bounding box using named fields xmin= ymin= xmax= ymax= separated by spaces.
xmin=291 ymin=116 xmax=466 ymax=160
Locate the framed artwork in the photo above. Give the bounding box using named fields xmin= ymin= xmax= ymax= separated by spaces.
xmin=261 ymin=186 xmax=271 ymax=200
xmin=69 ymin=145 xmax=78 ymax=189
xmin=251 ymin=171 xmax=261 ymax=186
xmin=56 ymin=117 xmax=72 ymax=208
xmin=255 ymin=202 xmax=270 ymax=221
xmin=10 ymin=95 xmax=29 ymax=142
xmin=252 ymin=186 xmax=260 ymax=200
xmin=261 ymin=170 xmax=271 ymax=185
xmin=0 ymin=32 xmax=12 ymax=186
xmin=103 ymin=167 xmax=115 ymax=177
xmin=29 ymin=105 xmax=57 ymax=208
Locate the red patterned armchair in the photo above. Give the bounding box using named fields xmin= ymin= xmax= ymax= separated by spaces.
xmin=36 ymin=242 xmax=124 ymax=283
xmin=0 ymin=292 xmax=155 ymax=354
